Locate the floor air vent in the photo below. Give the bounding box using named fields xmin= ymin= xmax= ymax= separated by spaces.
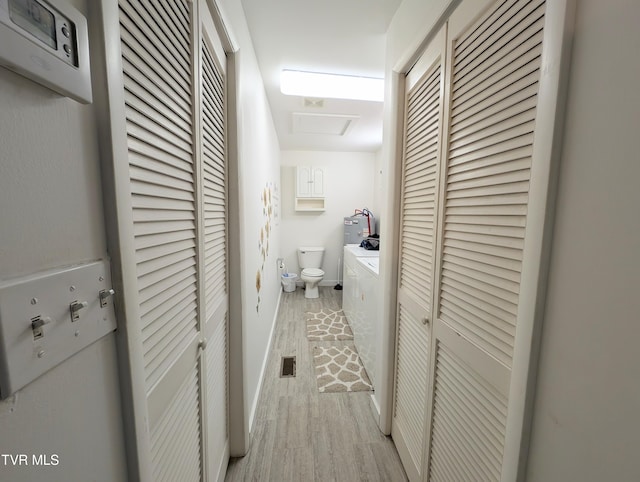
xmin=280 ymin=356 xmax=296 ymax=378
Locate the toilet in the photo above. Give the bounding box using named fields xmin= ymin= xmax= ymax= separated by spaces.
xmin=297 ymin=247 xmax=325 ymax=299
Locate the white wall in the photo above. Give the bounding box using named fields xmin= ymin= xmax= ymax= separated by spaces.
xmin=217 ymin=0 xmax=283 ymax=440
xmin=372 ymin=148 xmax=385 ymax=223
xmin=280 ymin=150 xmax=377 ymax=285
xmin=0 ymin=1 xmax=127 ymax=479
xmin=526 ymin=1 xmax=640 ymax=480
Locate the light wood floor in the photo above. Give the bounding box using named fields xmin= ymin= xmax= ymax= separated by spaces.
xmin=225 ymin=286 xmax=408 ymax=482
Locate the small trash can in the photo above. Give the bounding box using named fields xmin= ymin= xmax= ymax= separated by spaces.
xmin=281 ymin=273 xmax=298 ymax=292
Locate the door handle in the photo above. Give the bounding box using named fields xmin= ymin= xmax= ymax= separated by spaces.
xmin=422 ymin=316 xmax=430 ymax=325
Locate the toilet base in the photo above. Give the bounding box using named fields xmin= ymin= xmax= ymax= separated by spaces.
xmin=304 ymin=283 xmax=319 ymax=298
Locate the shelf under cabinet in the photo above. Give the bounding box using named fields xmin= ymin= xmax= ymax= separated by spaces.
xmin=295 ymin=197 xmax=325 ymax=211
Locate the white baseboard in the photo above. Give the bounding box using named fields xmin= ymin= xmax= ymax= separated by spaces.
xmin=248 ymin=287 xmax=282 ymax=432
xmin=370 ymin=392 xmax=381 ymax=428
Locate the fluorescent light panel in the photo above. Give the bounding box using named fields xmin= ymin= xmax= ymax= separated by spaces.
xmin=281 ymin=70 xmax=384 ymax=102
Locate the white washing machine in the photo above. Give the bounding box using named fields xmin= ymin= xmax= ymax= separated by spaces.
xmin=342 ymin=245 xmax=380 ymax=389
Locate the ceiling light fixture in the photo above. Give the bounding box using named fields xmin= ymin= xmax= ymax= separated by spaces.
xmin=281 ymin=70 xmax=384 ymax=102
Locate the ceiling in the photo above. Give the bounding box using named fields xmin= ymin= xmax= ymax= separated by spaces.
xmin=239 ymin=0 xmax=402 ymax=152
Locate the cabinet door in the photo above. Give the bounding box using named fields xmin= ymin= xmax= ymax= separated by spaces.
xmin=311 ymin=167 xmax=324 ymax=196
xmin=391 ymin=27 xmax=446 ymax=482
xmin=296 ymin=166 xmax=313 ymax=197
xmin=296 ymin=166 xmax=324 ymax=197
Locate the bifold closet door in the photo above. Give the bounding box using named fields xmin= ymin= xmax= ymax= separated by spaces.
xmin=391 ymin=28 xmax=445 ymax=482
xmin=199 ymin=5 xmax=229 ymax=480
xmin=424 ymin=0 xmax=570 ymax=480
xmin=117 ymin=0 xmax=229 ymax=479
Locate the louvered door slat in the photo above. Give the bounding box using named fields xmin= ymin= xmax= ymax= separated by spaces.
xmin=203 ymin=82 xmax=224 ymax=123
xmin=206 ymin=314 xmax=228 ymax=476
xmin=126 ymin=120 xmax=193 ymax=163
xmin=453 ymin=29 xmax=543 ymax=107
xmin=122 ymin=56 xmax=192 ymax=122
xmin=154 ymin=0 xmax=190 ymax=44
xmin=202 ymin=38 xmax=227 ymax=315
xmin=454 ymin=2 xmax=544 ymax=85
xmin=120 ymin=29 xmax=191 ymax=104
xmin=141 ymin=287 xmax=195 ymax=340
xmin=124 ymin=75 xmax=192 ymax=138
xmin=132 ymin=0 xmax=191 ymax=58
xmin=143 ymin=307 xmax=197 ymax=382
xmin=429 ymin=345 xmax=507 ymax=482
xmin=130 ymin=168 xmax=194 ymax=197
xmin=128 ymin=148 xmax=193 ymax=178
xmin=399 ymin=63 xmax=439 ymax=304
xmin=450 ymin=108 xmax=535 ymax=150
xmin=394 ymin=306 xmax=430 ymax=469
xmin=134 ymin=237 xmax=196 ymax=265
xmin=150 ymin=367 xmax=201 ymax=482
xmin=119 ymin=1 xmax=190 ymax=80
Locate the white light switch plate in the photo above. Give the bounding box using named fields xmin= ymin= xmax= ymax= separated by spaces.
xmin=0 ymin=260 xmax=117 ymax=398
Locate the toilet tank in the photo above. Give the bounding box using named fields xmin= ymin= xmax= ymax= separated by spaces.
xmin=297 ymin=247 xmax=325 ymax=269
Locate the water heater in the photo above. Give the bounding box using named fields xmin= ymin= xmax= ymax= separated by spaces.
xmin=344 ymin=216 xmax=369 ymax=245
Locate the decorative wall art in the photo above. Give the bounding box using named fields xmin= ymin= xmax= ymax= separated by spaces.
xmin=256 ymin=182 xmax=277 ymax=312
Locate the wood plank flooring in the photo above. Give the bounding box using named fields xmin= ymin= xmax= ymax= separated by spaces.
xmin=225 ymin=287 xmax=408 ymax=482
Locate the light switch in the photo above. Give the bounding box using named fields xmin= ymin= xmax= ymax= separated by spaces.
xmin=31 ymin=315 xmax=51 ymax=340
xmin=69 ymin=300 xmax=88 ymax=322
xmin=0 ymin=260 xmax=117 ymax=398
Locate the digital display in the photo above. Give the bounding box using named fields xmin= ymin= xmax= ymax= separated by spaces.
xmin=9 ymin=0 xmax=56 ymax=49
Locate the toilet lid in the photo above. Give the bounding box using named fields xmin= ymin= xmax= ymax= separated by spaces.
xmin=303 ymin=268 xmax=324 ymax=277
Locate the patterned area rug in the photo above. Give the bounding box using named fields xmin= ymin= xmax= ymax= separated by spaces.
xmin=305 ymin=309 xmax=354 ymax=341
xmin=312 ymin=345 xmax=373 ymax=393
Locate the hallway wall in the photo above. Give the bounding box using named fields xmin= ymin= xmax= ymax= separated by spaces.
xmin=216 ymin=0 xmax=283 ymax=437
xmin=526 ymin=1 xmax=640 ymax=479
xmin=280 ymin=150 xmax=377 ymax=285
xmin=0 ymin=1 xmax=127 ymax=481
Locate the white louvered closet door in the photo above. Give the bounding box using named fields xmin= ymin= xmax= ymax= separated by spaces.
xmin=118 ymin=0 xmax=229 ymax=480
xmin=424 ymin=0 xmax=568 ymax=480
xmin=199 ymin=4 xmax=229 ymax=480
xmin=392 ymin=28 xmax=445 ymax=482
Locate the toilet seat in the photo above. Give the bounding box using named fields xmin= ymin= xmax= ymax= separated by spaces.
xmin=302 ymin=268 xmax=324 ymax=277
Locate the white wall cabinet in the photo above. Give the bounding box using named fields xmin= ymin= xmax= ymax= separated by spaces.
xmin=296 ymin=166 xmax=324 ymax=197
xmin=295 ymin=166 xmax=325 ymax=210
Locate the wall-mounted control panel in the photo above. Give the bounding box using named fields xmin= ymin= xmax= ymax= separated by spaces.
xmin=0 ymin=260 xmax=117 ymax=398
xmin=0 ymin=0 xmax=92 ymax=103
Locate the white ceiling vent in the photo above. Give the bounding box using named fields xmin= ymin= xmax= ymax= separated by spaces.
xmin=292 ymin=113 xmax=359 ymax=136
xmin=304 ymin=98 xmax=324 ymax=108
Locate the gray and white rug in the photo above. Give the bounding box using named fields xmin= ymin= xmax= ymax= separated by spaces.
xmin=312 ymin=345 xmax=373 ymax=393
xmin=305 ymin=309 xmax=354 ymax=341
